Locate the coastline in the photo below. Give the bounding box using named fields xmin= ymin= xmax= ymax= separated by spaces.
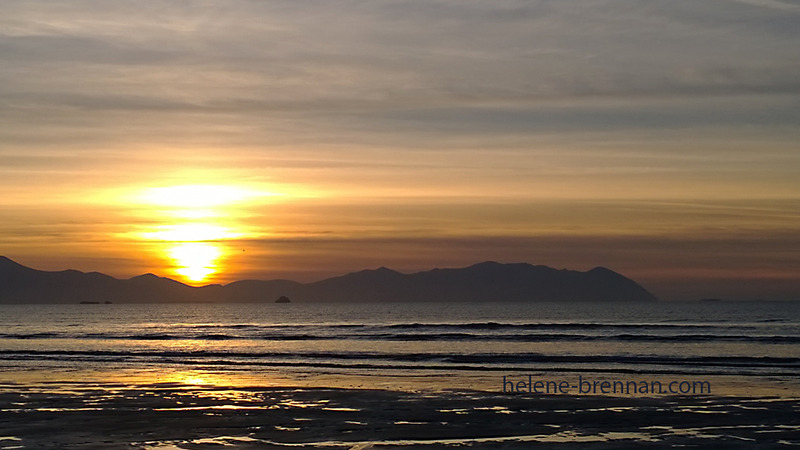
xmin=2 ymin=365 xmax=799 ymax=449
xmin=2 ymin=301 xmax=798 ymax=448
xmin=3 ymin=364 xmax=800 ymax=398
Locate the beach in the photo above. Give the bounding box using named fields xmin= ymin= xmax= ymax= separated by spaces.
xmin=2 ymin=301 xmax=799 ymax=448
xmin=2 ymin=365 xmax=800 ymax=449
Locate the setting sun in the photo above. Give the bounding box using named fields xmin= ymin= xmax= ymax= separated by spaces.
xmin=127 ymin=183 xmax=279 ymax=285
xmin=168 ymin=242 xmax=222 ymax=283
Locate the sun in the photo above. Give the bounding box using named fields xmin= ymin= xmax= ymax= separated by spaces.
xmin=169 ymin=243 xmax=222 ymax=283
xmin=130 ymin=183 xmax=277 ymax=285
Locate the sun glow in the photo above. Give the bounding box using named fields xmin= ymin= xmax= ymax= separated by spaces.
xmin=142 ymin=224 xmax=243 ymax=242
xmin=169 ymin=243 xmax=222 ymax=283
xmin=131 ymin=182 xmax=277 ymax=285
xmin=138 ymin=184 xmax=279 ymax=208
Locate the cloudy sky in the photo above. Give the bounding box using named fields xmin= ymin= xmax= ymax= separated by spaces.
xmin=1 ymin=0 xmax=799 ymax=300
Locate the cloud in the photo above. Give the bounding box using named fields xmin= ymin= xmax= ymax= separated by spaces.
xmin=3 ymin=0 xmax=799 ymax=110
xmin=1 ymin=0 xmax=799 ymax=299
xmin=725 ymin=0 xmax=800 ymax=12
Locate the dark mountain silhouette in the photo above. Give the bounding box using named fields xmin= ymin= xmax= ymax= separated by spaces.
xmin=0 ymin=256 xmax=657 ymax=303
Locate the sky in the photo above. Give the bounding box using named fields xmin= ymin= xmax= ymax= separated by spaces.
xmin=1 ymin=0 xmax=799 ymax=300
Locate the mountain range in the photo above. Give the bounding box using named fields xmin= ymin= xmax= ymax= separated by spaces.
xmin=0 ymin=256 xmax=657 ymax=303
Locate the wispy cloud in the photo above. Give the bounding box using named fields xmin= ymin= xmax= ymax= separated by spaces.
xmin=725 ymin=0 xmax=800 ymax=12
xmin=1 ymin=0 xmax=799 ymax=298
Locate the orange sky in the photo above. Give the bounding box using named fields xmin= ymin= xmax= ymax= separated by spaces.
xmin=1 ymin=1 xmax=799 ymax=300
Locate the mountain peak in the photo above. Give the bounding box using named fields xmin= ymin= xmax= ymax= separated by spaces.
xmin=588 ymin=266 xmax=629 ymax=279
xmin=346 ymin=266 xmax=403 ymax=279
xmin=0 ymin=255 xmax=26 ymax=268
xmin=130 ymin=273 xmax=160 ymax=280
xmin=469 ymin=261 xmax=503 ymax=268
xmin=0 ymin=256 xmax=37 ymax=275
xmin=346 ymin=266 xmax=401 ymax=275
xmin=467 ymin=261 xmax=538 ymax=270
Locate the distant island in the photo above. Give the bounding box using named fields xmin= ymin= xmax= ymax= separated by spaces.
xmin=0 ymin=256 xmax=657 ymax=304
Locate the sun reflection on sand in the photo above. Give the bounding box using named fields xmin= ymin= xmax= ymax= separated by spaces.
xmin=119 ymin=369 xmax=258 ymax=389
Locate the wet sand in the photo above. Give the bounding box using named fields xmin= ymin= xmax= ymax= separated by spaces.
xmin=1 ymin=370 xmax=799 ymax=449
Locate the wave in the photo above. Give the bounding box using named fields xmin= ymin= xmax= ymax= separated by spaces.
xmin=0 ymin=332 xmax=59 ymax=339
xmin=3 ymin=348 xmax=799 ymax=365
xmin=1 ymin=349 xmax=798 ymax=375
xmin=128 ymin=322 xmax=763 ymax=332
xmin=2 ymin=331 xmax=798 ymax=343
xmin=385 ymin=322 xmax=734 ymax=330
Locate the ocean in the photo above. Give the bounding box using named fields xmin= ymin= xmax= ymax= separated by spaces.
xmin=1 ymin=301 xmax=799 ymax=448
xmin=1 ymin=301 xmax=798 ymax=380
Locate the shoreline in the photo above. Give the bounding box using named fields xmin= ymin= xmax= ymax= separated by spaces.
xmin=2 ymin=366 xmax=799 ymax=449
xmin=2 ymin=382 xmax=798 ymax=449
xmin=3 ymin=362 xmax=799 ymax=398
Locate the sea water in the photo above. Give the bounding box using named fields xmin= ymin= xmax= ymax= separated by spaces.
xmin=1 ymin=301 xmax=798 ymax=381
